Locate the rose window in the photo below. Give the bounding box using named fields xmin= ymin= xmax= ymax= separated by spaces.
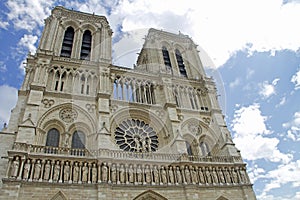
xmin=115 ymin=119 xmax=159 ymax=152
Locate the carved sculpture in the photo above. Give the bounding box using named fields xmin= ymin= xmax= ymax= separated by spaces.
xmin=10 ymin=157 xmax=19 ymax=178
xmin=33 ymin=160 xmax=42 ymax=180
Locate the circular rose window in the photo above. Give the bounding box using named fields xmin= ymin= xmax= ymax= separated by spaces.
xmin=115 ymin=119 xmax=158 ymax=152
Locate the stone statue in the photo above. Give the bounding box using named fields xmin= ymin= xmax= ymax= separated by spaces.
xmin=43 ymin=160 xmax=51 ymax=180
xmin=23 ymin=159 xmax=31 ymax=180
xmin=153 ymin=165 xmax=159 ymax=184
xmin=136 ymin=165 xmax=142 ymax=184
xmin=176 ymin=166 xmax=182 ymax=184
xmin=82 ymin=163 xmax=88 ymax=183
xmin=218 ymin=168 xmax=225 ymax=184
xmin=231 ymin=168 xmax=238 ymax=183
xmin=91 ymin=163 xmax=97 ymax=183
xmin=191 ymin=166 xmax=198 ymax=184
xmin=161 ymin=166 xmax=167 ymax=184
xmin=10 ymin=157 xmax=19 ymax=178
xmin=119 ymin=164 xmax=125 ymax=183
xmin=205 ymin=168 xmax=212 ymax=184
xmin=239 ymin=168 xmax=247 ymax=183
xmin=63 ymin=161 xmax=70 ymax=182
xmin=212 ymin=167 xmax=218 ymax=184
xmin=145 ymin=165 xmax=151 ymax=184
xmin=147 ymin=138 xmax=152 ymax=152
xmin=134 ymin=137 xmax=141 ymax=152
xmin=224 ymin=168 xmax=231 ymax=184
xmin=73 ymin=162 xmax=79 ymax=183
xmin=33 ymin=160 xmax=42 ymax=180
xmin=168 ymin=166 xmax=174 ymax=184
xmin=111 ymin=164 xmax=117 ymax=183
xmin=63 ymin=133 xmax=70 ymax=147
xmin=53 ymin=161 xmax=60 ymax=182
xmin=184 ymin=166 xmax=191 ymax=184
xmin=128 ymin=165 xmax=134 ymax=183
xmin=101 ymin=163 xmax=108 ymax=182
xmin=198 ymin=167 xmax=205 ymax=184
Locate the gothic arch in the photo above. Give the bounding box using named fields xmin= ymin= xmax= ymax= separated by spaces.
xmin=79 ymin=23 xmax=97 ymax=34
xmin=60 ymin=20 xmax=80 ymax=31
xmin=216 ymin=195 xmax=229 ymax=200
xmin=133 ymin=190 xmax=168 ymax=200
xmin=50 ymin=191 xmax=67 ymax=200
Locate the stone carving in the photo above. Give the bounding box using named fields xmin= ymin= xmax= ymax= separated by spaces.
xmin=218 ymin=168 xmax=225 ymax=184
xmin=73 ymin=162 xmax=79 ymax=183
xmin=43 ymin=160 xmax=51 ymax=180
xmin=184 ymin=166 xmax=191 ymax=184
xmin=53 ymin=161 xmax=61 ymax=182
xmin=64 ymin=161 xmax=70 ymax=182
xmin=33 ymin=160 xmax=42 ymax=180
xmin=92 ymin=163 xmax=97 ymax=183
xmin=41 ymin=99 xmax=55 ymax=108
xmin=212 ymin=167 xmax=218 ymax=184
xmin=176 ymin=166 xmax=182 ymax=184
xmin=10 ymin=157 xmax=20 ymax=178
xmin=160 ymin=166 xmax=167 ymax=184
xmin=119 ymin=164 xmax=125 ymax=184
xmin=145 ymin=165 xmax=151 ymax=184
xmin=153 ymin=165 xmax=159 ymax=184
xmin=59 ymin=108 xmax=78 ymax=123
xmin=63 ymin=133 xmax=71 ymax=147
xmin=128 ymin=165 xmax=134 ymax=183
xmin=231 ymin=168 xmax=238 ymax=184
xmin=101 ymin=163 xmax=108 ymax=182
xmin=205 ymin=168 xmax=212 ymax=184
xmin=111 ymin=164 xmax=117 ymax=183
xmin=136 ymin=165 xmax=143 ymax=184
xmin=188 ymin=123 xmax=202 ymax=135
xmin=168 ymin=166 xmax=175 ymax=184
xmin=190 ymin=166 xmax=198 ymax=184
xmin=23 ymin=160 xmax=31 ymax=180
xmin=198 ymin=167 xmax=205 ymax=184
xmin=86 ymin=104 xmax=96 ymax=113
xmin=82 ymin=163 xmax=88 ymax=183
xmin=224 ymin=168 xmax=231 ymax=184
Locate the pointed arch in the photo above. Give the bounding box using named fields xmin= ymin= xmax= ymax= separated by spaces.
xmin=162 ymin=46 xmax=172 ymax=72
xmin=51 ymin=191 xmax=67 ymax=200
xmin=80 ymin=30 xmax=92 ymax=60
xmin=175 ymin=49 xmax=187 ymax=77
xmin=133 ymin=190 xmax=168 ymax=200
xmin=216 ymin=196 xmax=229 ymax=200
xmin=60 ymin=26 xmax=74 ymax=58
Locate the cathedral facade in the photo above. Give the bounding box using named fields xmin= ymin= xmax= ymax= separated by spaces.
xmin=0 ymin=6 xmax=256 ymax=200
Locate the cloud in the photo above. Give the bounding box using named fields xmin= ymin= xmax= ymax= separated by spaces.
xmin=231 ymin=104 xmax=292 ymax=163
xmin=18 ymin=34 xmax=38 ymax=54
xmin=282 ymin=111 xmax=300 ymax=141
xmin=6 ymin=0 xmax=53 ymax=31
xmin=0 ymin=85 xmax=18 ymax=126
xmin=0 ymin=61 xmax=7 ymax=72
xmin=259 ymin=78 xmax=280 ymax=98
xmin=276 ymin=96 xmax=286 ymax=107
xmin=291 ymin=68 xmax=300 ymax=90
xmin=229 ymin=78 xmax=240 ymax=89
xmin=0 ymin=21 xmax=9 ymax=30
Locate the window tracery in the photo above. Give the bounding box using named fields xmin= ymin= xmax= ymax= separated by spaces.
xmin=46 ymin=128 xmax=60 ymax=147
xmin=115 ymin=119 xmax=158 ymax=152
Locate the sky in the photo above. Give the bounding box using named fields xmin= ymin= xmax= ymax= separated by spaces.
xmin=0 ymin=0 xmax=300 ymax=199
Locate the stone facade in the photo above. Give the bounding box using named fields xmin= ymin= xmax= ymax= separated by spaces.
xmin=0 ymin=6 xmax=256 ymax=200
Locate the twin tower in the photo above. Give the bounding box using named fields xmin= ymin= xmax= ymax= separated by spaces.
xmin=0 ymin=6 xmax=256 ymax=200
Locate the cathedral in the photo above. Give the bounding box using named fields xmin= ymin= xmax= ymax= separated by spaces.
xmin=0 ymin=6 xmax=256 ymax=200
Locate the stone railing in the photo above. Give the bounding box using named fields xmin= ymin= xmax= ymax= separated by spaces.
xmin=12 ymin=142 xmax=243 ymax=164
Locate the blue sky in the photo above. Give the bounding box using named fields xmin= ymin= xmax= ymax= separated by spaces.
xmin=0 ymin=0 xmax=300 ymax=199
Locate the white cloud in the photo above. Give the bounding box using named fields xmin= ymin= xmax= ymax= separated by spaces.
xmin=229 ymin=78 xmax=240 ymax=89
xmin=282 ymin=111 xmax=300 ymax=141
xmin=259 ymin=78 xmax=280 ymax=98
xmin=6 ymin=0 xmax=53 ymax=31
xmin=18 ymin=34 xmax=38 ymax=54
xmin=291 ymin=68 xmax=300 ymax=90
xmin=105 ymin=0 xmax=300 ymax=67
xmin=0 ymin=85 xmax=18 ymax=126
xmin=0 ymin=21 xmax=9 ymax=30
xmin=0 ymin=61 xmax=7 ymax=72
xmin=231 ymin=104 xmax=292 ymax=163
xmin=276 ymin=96 xmax=286 ymax=108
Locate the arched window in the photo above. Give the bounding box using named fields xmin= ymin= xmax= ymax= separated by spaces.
xmin=71 ymin=131 xmax=85 ymax=149
xmin=162 ymin=46 xmax=172 ymax=72
xmin=46 ymin=128 xmax=60 ymax=147
xmin=175 ymin=49 xmax=187 ymax=77
xmin=80 ymin=30 xmax=92 ymax=60
xmin=185 ymin=141 xmax=193 ymax=156
xmin=200 ymin=141 xmax=210 ymax=156
xmin=60 ymin=27 xmax=74 ymax=58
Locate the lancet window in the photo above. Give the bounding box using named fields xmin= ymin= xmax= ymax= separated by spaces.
xmin=60 ymin=27 xmax=74 ymax=58
xmin=172 ymin=85 xmax=209 ymax=111
xmin=71 ymin=131 xmax=85 ymax=149
xmin=45 ymin=128 xmax=60 ymax=147
xmin=199 ymin=141 xmax=210 ymax=156
xmin=162 ymin=46 xmax=172 ymax=72
xmin=175 ymin=49 xmax=187 ymax=77
xmin=113 ymin=76 xmax=155 ymax=104
xmin=185 ymin=141 xmax=193 ymax=156
xmin=80 ymin=30 xmax=92 ymax=60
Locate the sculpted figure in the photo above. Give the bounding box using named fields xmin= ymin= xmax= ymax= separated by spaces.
xmin=128 ymin=165 xmax=134 ymax=183
xmin=198 ymin=167 xmax=205 ymax=184
xmin=161 ymin=166 xmax=167 ymax=184
xmin=11 ymin=157 xmax=19 ymax=178
xmin=53 ymin=161 xmax=60 ymax=182
xmin=168 ymin=166 xmax=174 ymax=184
xmin=82 ymin=163 xmax=88 ymax=183
xmin=218 ymin=168 xmax=225 ymax=184
xmin=73 ymin=162 xmax=79 ymax=183
xmin=232 ymin=168 xmax=238 ymax=183
xmin=23 ymin=160 xmax=31 ymax=180
xmin=212 ymin=167 xmax=219 ymax=184
xmin=191 ymin=166 xmax=198 ymax=184
xmin=111 ymin=164 xmax=117 ymax=183
xmin=92 ymin=163 xmax=97 ymax=183
xmin=239 ymin=167 xmax=247 ymax=183
xmin=136 ymin=165 xmax=142 ymax=183
xmin=145 ymin=165 xmax=151 ymax=184
xmin=153 ymin=165 xmax=159 ymax=184
xmin=205 ymin=168 xmax=212 ymax=184
xmin=224 ymin=168 xmax=231 ymax=184
xmin=33 ymin=160 xmax=42 ymax=180
xmin=184 ymin=166 xmax=191 ymax=184
xmin=176 ymin=166 xmax=182 ymax=184
xmin=63 ymin=161 xmax=70 ymax=182
xmin=119 ymin=164 xmax=125 ymax=183
xmin=101 ymin=163 xmax=108 ymax=182
xmin=43 ymin=160 xmax=51 ymax=180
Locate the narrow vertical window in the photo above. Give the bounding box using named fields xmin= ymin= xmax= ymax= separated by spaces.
xmin=72 ymin=131 xmax=85 ymax=149
xmin=162 ymin=46 xmax=172 ymax=72
xmin=175 ymin=49 xmax=187 ymax=77
xmin=80 ymin=30 xmax=92 ymax=60
xmin=200 ymin=142 xmax=210 ymax=156
xmin=46 ymin=128 xmax=60 ymax=147
xmin=60 ymin=27 xmax=74 ymax=58
xmin=186 ymin=141 xmax=193 ymax=156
